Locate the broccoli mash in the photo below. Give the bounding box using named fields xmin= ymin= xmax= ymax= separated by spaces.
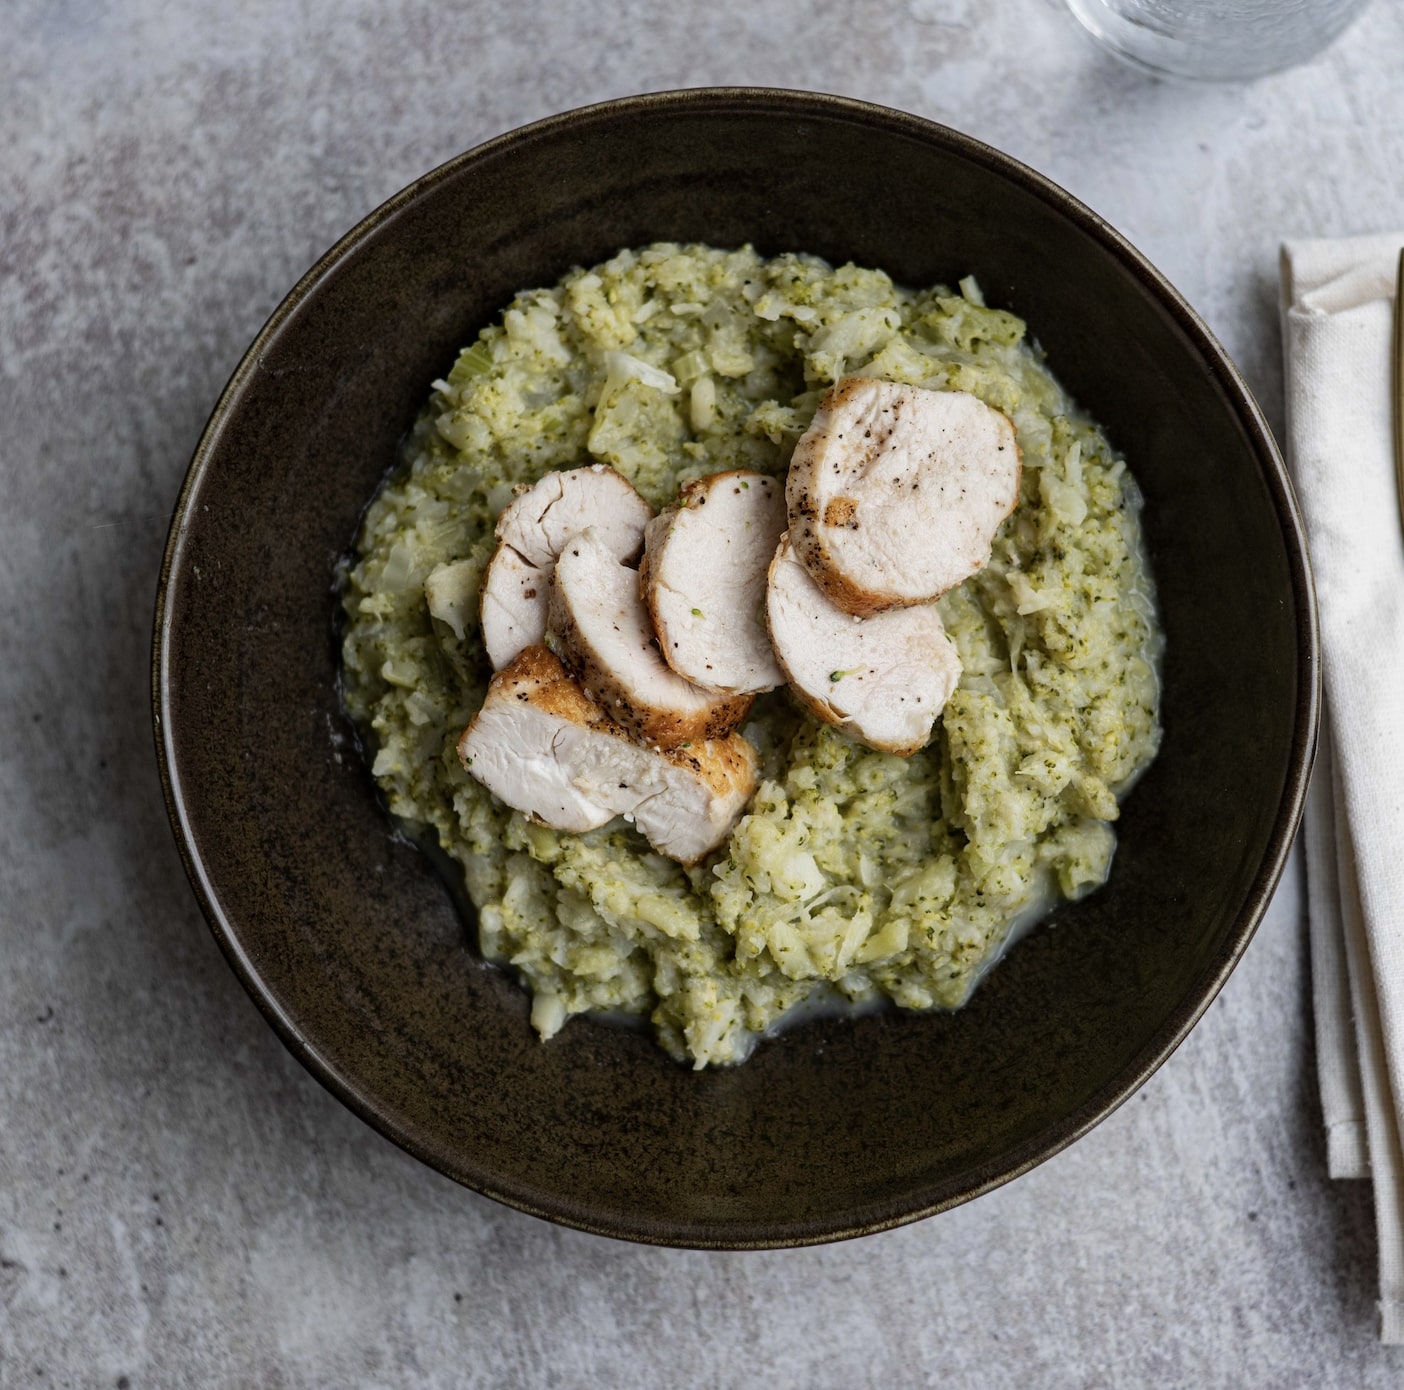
xmin=340 ymin=243 xmax=1162 ymax=1068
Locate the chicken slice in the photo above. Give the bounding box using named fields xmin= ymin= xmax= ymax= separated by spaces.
xmin=632 ymin=734 xmax=759 ymax=865
xmin=787 ymin=377 xmax=1021 ymax=616
xmin=767 ymin=534 xmax=962 ymax=756
xmin=642 ymin=470 xmax=787 ymax=696
xmin=497 ymin=463 xmax=654 ymax=568
xmin=550 ymin=527 xmax=753 ymax=750
xmin=456 ymin=646 xmax=618 ymax=834
xmin=480 ymin=464 xmax=653 ymax=669
xmin=456 ymin=646 xmax=758 ymax=863
xmin=479 ymin=545 xmax=548 ymax=668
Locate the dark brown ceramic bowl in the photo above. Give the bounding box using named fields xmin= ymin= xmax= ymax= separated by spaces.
xmin=153 ymin=89 xmax=1317 ymax=1248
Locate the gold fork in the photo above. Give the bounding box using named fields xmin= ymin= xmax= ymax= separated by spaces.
xmin=1395 ymin=250 xmax=1404 ymax=537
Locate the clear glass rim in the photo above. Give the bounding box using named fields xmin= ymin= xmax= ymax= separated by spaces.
xmin=1062 ymin=0 xmax=1373 ymax=81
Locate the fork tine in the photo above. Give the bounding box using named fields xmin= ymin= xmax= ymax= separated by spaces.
xmin=1394 ymin=249 xmax=1404 ymax=539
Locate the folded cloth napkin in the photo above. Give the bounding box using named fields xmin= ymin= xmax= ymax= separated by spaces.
xmin=1281 ymin=234 xmax=1404 ymax=1342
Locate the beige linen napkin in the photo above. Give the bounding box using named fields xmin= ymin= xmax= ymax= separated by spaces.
xmin=1282 ymin=233 xmax=1404 ymax=1342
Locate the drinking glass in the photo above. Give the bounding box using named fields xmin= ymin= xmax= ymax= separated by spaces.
xmin=1064 ymin=0 xmax=1373 ymax=80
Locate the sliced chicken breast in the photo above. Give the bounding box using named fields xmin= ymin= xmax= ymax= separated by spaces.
xmin=787 ymin=377 xmax=1021 ymax=616
xmin=479 ymin=545 xmax=548 ymax=667
xmin=767 ymin=535 xmax=962 ymax=756
xmin=497 ymin=463 xmax=654 ymax=568
xmin=642 ymin=470 xmax=787 ymax=696
xmin=632 ymin=734 xmax=759 ymax=865
xmin=480 ymin=464 xmax=653 ymax=669
xmin=456 ymin=646 xmax=618 ymax=834
xmin=457 ymin=646 xmax=758 ymax=863
xmin=550 ymin=527 xmax=753 ymax=750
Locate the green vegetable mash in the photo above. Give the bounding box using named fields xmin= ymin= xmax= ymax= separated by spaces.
xmin=340 ymin=244 xmax=1162 ymax=1068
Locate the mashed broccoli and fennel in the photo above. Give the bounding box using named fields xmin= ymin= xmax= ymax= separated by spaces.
xmin=340 ymin=243 xmax=1162 ymax=1068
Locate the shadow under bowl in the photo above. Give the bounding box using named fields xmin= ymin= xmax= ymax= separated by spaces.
xmin=154 ymin=88 xmax=1317 ymax=1248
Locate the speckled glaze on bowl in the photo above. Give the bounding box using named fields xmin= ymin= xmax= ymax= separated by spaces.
xmin=153 ymin=89 xmax=1317 ymax=1249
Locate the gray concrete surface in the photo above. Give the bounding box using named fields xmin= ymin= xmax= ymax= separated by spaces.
xmin=3 ymin=0 xmax=1402 ymax=1384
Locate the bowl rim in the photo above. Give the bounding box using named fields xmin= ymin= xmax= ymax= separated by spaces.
xmin=152 ymin=85 xmax=1320 ymax=1249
